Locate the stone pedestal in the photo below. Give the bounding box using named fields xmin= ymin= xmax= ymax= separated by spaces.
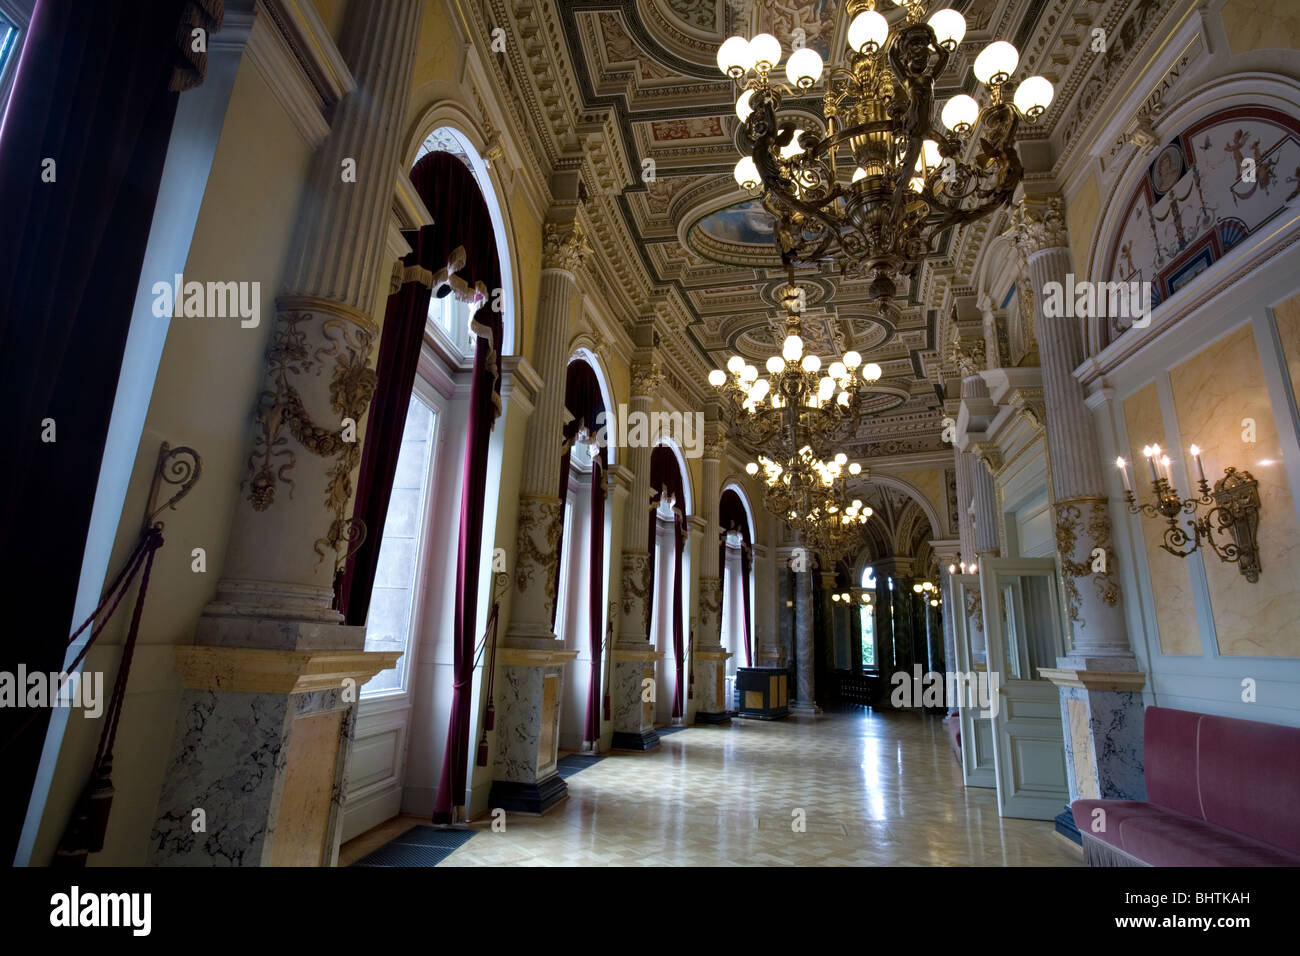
xmin=488 ymin=646 xmax=578 ymax=813
xmin=1039 ymin=667 xmax=1147 ymax=802
xmin=611 ymin=644 xmax=662 ymax=749
xmin=692 ymin=646 xmax=732 ymax=724
xmin=150 ymin=620 xmax=398 ymax=866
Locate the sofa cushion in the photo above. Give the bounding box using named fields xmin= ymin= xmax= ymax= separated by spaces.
xmin=1142 ymin=707 xmax=1204 ymax=819
xmin=1195 ymin=711 xmax=1300 ymax=855
xmin=1073 ymin=798 xmax=1300 ymax=867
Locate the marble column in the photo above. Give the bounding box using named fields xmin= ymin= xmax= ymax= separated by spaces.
xmin=931 ymin=541 xmax=961 ymax=695
xmin=693 ymin=426 xmax=730 ymax=723
xmin=489 ymin=217 xmax=589 ymax=812
xmin=1007 ymin=193 xmax=1145 ymax=804
xmin=151 ymin=0 xmax=422 ymax=865
xmin=789 ymin=559 xmax=820 ymax=716
xmin=611 ymin=360 xmax=663 ymax=750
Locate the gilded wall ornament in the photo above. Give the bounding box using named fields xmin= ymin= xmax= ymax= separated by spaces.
xmin=514 ymin=495 xmax=564 ymax=601
xmin=244 ymin=308 xmax=378 ymax=567
xmin=1055 ymin=498 xmax=1121 ymax=626
xmin=621 ymin=552 xmax=650 ymax=617
xmin=947 ymin=327 xmax=986 ymax=377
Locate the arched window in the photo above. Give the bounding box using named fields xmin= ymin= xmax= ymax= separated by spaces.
xmin=718 ymin=487 xmax=754 ymax=708
xmin=648 ymin=443 xmax=688 ymax=724
xmin=860 ymin=566 xmax=877 ymax=670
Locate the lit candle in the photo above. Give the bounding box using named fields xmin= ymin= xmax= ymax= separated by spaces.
xmin=1161 ymin=455 xmax=1173 ymax=486
xmin=1142 ymin=445 xmax=1159 ymax=482
xmin=1115 ymin=456 xmax=1132 ymax=493
xmin=1189 ymin=443 xmax=1207 ymax=486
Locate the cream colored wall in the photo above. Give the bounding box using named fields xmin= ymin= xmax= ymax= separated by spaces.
xmin=310 ymin=0 xmax=348 ymax=40
xmin=32 ymin=59 xmax=317 ymax=866
xmin=1066 ymin=173 xmax=1100 ymax=277
xmin=1221 ymin=0 xmax=1300 ymax=56
xmin=1170 ymin=323 xmax=1300 ymax=657
xmin=1122 ymin=384 xmax=1200 ymax=655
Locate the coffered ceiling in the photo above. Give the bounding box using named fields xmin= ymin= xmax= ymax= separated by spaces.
xmin=478 ymin=0 xmax=1179 ymax=456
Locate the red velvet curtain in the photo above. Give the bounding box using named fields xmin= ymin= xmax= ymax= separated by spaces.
xmin=585 ymin=455 xmax=605 ymax=742
xmin=551 ymin=360 xmax=605 ymax=629
xmin=0 ymin=0 xmax=197 ymax=864
xmin=338 ymin=151 xmax=495 ymax=626
xmin=647 ymin=446 xmax=687 ymax=717
xmin=720 ymin=490 xmax=753 ymax=666
xmin=392 ymin=153 xmax=504 ymax=826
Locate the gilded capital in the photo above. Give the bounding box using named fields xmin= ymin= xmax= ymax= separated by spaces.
xmin=947 ymin=327 xmax=986 ymax=377
xmin=542 ymin=220 xmax=593 ymax=272
xmin=1005 ymin=194 xmax=1068 ymax=256
xmin=630 ymin=361 xmax=663 ymax=397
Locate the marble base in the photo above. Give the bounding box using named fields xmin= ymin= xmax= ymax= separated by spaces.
xmin=486 ymin=772 xmax=567 ymax=815
xmin=1043 ymin=665 xmax=1146 ymax=802
xmin=490 ymin=648 xmax=576 ymax=787
xmin=612 ymin=645 xmax=661 ymax=741
xmin=693 ymin=711 xmax=732 ymax=725
xmin=611 ymin=729 xmax=661 ymax=751
xmin=150 ymin=619 xmax=398 ymax=866
xmin=789 ymin=702 xmax=822 ymax=716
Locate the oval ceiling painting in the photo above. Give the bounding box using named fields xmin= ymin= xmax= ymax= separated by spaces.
xmin=687 ymin=199 xmax=784 ymax=267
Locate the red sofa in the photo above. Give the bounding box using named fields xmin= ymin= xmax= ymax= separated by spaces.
xmin=1072 ymin=706 xmax=1300 ymax=866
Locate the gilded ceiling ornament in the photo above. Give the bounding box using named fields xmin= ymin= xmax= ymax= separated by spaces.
xmin=703 ymin=434 xmax=727 ymax=461
xmin=542 ymin=220 xmax=594 ymax=272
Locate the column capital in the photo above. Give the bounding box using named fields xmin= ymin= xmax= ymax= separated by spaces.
xmin=1005 ymin=192 xmax=1068 ymax=258
xmin=630 ymin=361 xmax=663 ymax=398
xmin=541 ymin=219 xmax=593 ymax=273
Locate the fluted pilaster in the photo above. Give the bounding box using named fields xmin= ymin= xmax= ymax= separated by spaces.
xmin=283 ymin=0 xmax=422 ymax=311
xmin=1009 ymin=195 xmax=1129 ymax=656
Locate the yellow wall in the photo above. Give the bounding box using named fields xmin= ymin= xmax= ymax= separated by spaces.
xmin=1170 ymin=323 xmax=1300 ymax=657
xmin=35 ymin=59 xmax=316 ymax=866
xmin=1066 ymin=173 xmax=1100 ymax=278
xmin=1122 ymin=384 xmax=1201 ymax=655
xmin=1221 ymin=0 xmax=1300 ymax=56
xmin=310 ymin=0 xmax=348 ymax=40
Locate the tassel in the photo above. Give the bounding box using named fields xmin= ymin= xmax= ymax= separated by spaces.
xmin=51 ymin=764 xmax=115 ymax=868
xmin=603 ymin=694 xmax=611 ymax=721
xmin=484 ymin=700 xmax=495 ymax=731
xmin=476 ymin=734 xmax=489 ymax=767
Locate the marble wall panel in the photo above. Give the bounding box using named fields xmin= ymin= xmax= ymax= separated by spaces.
xmin=1122 ymin=383 xmax=1201 ymax=654
xmin=1171 ymin=324 xmax=1300 ymax=657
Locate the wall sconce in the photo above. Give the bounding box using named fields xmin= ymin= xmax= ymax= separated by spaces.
xmin=1117 ymin=443 xmax=1263 ymax=582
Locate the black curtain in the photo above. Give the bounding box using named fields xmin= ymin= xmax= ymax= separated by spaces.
xmin=0 ymin=0 xmax=203 ymax=864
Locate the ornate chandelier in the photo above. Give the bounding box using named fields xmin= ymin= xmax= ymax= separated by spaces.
xmin=708 ymin=273 xmax=882 ymax=463
xmin=718 ymin=0 xmax=1054 ymax=300
xmin=746 ymin=449 xmax=872 ymax=562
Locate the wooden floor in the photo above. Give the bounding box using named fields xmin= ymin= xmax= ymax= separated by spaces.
xmin=340 ymin=707 xmax=1083 ymax=866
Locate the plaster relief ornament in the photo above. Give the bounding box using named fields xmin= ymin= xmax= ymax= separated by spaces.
xmin=543 ymin=220 xmax=594 ymax=272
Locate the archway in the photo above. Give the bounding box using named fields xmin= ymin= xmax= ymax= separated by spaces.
xmin=719 ymin=485 xmax=755 ymax=709
xmin=648 ymin=441 xmax=689 ymax=726
xmin=553 ymin=355 xmax=612 ymax=752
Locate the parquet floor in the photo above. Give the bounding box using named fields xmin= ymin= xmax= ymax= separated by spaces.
xmin=429 ymin=708 xmax=1083 ymax=866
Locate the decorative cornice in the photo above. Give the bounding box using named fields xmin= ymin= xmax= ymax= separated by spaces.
xmin=498 ymin=647 xmax=579 ymax=667
xmin=1038 ymin=667 xmax=1147 ymax=692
